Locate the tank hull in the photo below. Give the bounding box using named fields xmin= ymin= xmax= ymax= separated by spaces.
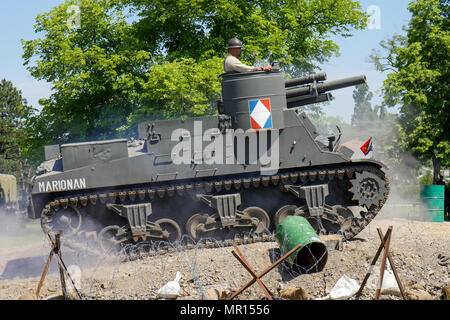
xmin=28 ymin=70 xmax=390 ymax=252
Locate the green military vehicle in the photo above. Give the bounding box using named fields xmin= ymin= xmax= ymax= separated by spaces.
xmin=0 ymin=174 xmax=18 ymax=215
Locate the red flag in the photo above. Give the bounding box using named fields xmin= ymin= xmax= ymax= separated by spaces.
xmin=360 ymin=137 xmax=372 ymax=155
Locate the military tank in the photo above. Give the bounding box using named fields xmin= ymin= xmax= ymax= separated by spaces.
xmin=27 ymin=68 xmax=389 ymax=251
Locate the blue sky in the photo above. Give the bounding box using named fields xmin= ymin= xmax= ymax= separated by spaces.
xmin=319 ymin=0 xmax=412 ymax=122
xmin=0 ymin=1 xmax=62 ymax=111
xmin=0 ymin=0 xmax=412 ymax=123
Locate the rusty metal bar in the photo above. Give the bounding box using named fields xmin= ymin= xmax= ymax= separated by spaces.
xmin=231 ymin=250 xmax=273 ymax=300
xmin=55 ymin=233 xmax=67 ymax=298
xmin=232 ymin=246 xmax=270 ymax=295
xmin=375 ymin=227 xmax=391 ymax=300
xmin=231 ymin=244 xmax=273 ymax=299
xmin=229 ymin=242 xmax=302 ymax=300
xmin=355 ymin=226 xmax=392 ymax=298
xmin=377 ymin=228 xmax=407 ymax=300
xmin=35 ymin=231 xmax=60 ymax=298
xmin=45 ymin=231 xmax=83 ymax=300
xmin=35 ymin=251 xmax=54 ymax=298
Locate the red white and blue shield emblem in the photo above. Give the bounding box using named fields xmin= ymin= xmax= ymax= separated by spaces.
xmin=248 ymin=98 xmax=272 ymax=129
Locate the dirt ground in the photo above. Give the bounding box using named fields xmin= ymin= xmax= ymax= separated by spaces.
xmin=0 ymin=214 xmax=449 ymax=300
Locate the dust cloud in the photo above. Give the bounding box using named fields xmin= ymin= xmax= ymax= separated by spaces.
xmin=326 ymin=116 xmax=434 ymax=222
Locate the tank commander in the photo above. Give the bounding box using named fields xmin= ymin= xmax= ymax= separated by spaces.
xmin=224 ymin=38 xmax=272 ymax=73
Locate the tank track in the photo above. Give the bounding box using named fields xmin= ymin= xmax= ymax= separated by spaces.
xmin=39 ymin=163 xmax=389 ymax=257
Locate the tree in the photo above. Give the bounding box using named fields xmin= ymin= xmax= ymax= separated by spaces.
xmin=22 ymin=0 xmax=369 ymax=163
xmin=124 ymin=0 xmax=368 ymax=72
xmin=351 ymin=83 xmax=378 ymax=126
xmin=371 ymin=0 xmax=449 ymax=183
xmin=0 ymin=79 xmax=36 ymax=186
xmin=22 ymin=0 xmax=149 ymax=146
xmin=118 ymin=57 xmax=224 ymax=136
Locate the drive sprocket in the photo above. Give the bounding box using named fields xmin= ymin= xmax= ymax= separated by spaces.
xmin=350 ymin=169 xmax=387 ymax=209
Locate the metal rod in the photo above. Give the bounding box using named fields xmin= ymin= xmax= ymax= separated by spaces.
xmin=355 ymin=226 xmax=392 ymax=297
xmin=229 ymin=242 xmax=302 ymax=300
xmin=377 ymin=228 xmax=407 ymax=300
xmin=45 ymin=231 xmax=83 ymax=300
xmin=54 ymin=245 xmax=82 ymax=299
xmin=231 ymin=250 xmax=273 ymax=300
xmin=35 ymin=251 xmax=53 ymax=298
xmin=232 ymin=244 xmax=273 ymax=298
xmin=375 ymin=227 xmax=392 ymax=300
xmin=35 ymin=233 xmax=59 ymax=298
xmin=55 ymin=233 xmax=67 ymax=298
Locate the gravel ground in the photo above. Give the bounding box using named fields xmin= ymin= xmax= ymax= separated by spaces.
xmin=0 ymin=216 xmax=449 ymax=300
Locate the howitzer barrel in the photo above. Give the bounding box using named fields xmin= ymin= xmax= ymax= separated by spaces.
xmin=319 ymin=75 xmax=366 ymax=92
xmin=285 ymin=72 xmax=327 ymax=88
xmin=286 ymin=93 xmax=332 ymax=108
xmin=285 ymin=75 xmax=366 ymax=98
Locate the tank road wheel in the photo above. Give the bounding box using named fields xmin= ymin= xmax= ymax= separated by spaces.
xmin=51 ymin=207 xmax=83 ymax=237
xmin=242 ymin=207 xmax=270 ymax=235
xmin=98 ymin=225 xmax=130 ymax=253
xmin=322 ymin=205 xmax=354 ymax=236
xmin=186 ymin=214 xmax=209 ymax=241
xmin=155 ymin=218 xmax=182 ymax=243
xmin=274 ymin=205 xmax=297 ymax=227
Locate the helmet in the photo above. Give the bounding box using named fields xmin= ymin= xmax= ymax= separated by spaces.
xmin=227 ymin=38 xmax=243 ymax=49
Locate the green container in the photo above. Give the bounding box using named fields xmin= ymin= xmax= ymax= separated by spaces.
xmin=274 ymin=216 xmax=328 ymax=274
xmin=421 ymin=185 xmax=445 ymax=222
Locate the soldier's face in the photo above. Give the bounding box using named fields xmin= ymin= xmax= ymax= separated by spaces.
xmin=230 ymin=47 xmax=242 ymax=58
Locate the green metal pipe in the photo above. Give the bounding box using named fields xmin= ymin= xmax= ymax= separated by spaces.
xmin=274 ymin=216 xmax=328 ymax=274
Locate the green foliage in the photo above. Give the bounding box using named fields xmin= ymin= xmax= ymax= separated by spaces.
xmin=419 ymin=170 xmax=433 ymax=186
xmin=22 ymin=0 xmax=150 ymax=146
xmin=371 ymin=0 xmax=449 ymax=178
xmin=118 ymin=57 xmax=224 ymax=136
xmin=0 ymin=79 xmax=36 ymax=183
xmin=351 ymin=83 xmax=377 ymax=125
xmin=124 ymin=0 xmax=368 ymax=72
xmin=22 ymin=0 xmax=369 ymax=165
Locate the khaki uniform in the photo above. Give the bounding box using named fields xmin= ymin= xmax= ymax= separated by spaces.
xmin=223 ymin=54 xmax=254 ymax=73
